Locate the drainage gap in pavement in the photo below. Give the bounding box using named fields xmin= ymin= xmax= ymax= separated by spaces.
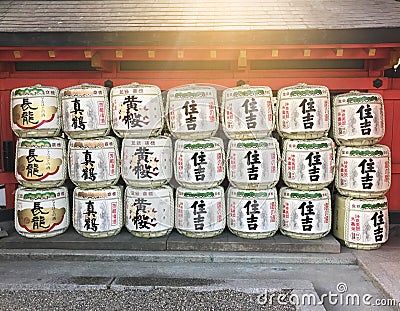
xmin=113 ymin=277 xmax=223 ymax=287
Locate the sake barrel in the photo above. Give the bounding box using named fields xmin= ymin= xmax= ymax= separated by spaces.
xmin=175 ymin=186 xmax=225 ymax=238
xmin=277 ymin=83 xmax=330 ymax=139
xmin=121 ymin=136 xmax=173 ymax=187
xmin=333 ymin=194 xmax=389 ymax=250
xmin=167 ymin=84 xmax=219 ymax=139
xmin=222 ymin=85 xmax=274 ymax=139
xmin=68 ymin=136 xmax=120 ymax=189
xmin=174 ymin=138 xmax=225 ymax=189
xmin=11 ymin=85 xmax=61 ymax=137
xmin=125 ymin=185 xmax=174 ymax=238
xmin=15 ymin=137 xmax=67 ymax=188
xmin=61 ymin=83 xmax=110 ymax=138
xmin=227 ymin=138 xmax=280 ymax=190
xmin=227 ymin=187 xmax=279 ymax=239
xmin=73 ymin=186 xmax=123 ymax=238
xmin=15 ymin=186 xmax=69 ymax=238
xmin=281 ymin=138 xmax=335 ymax=190
xmin=335 ymin=145 xmax=391 ymax=198
xmin=279 ymin=187 xmax=331 ymax=239
xmin=332 ymin=91 xmax=385 ymax=146
xmin=110 ymin=83 xmax=164 ymax=138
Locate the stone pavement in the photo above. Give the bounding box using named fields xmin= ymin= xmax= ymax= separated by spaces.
xmin=0 ymin=222 xmax=399 ymax=310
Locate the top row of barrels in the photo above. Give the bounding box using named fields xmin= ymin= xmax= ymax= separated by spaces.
xmin=11 ymin=82 xmax=385 ymax=145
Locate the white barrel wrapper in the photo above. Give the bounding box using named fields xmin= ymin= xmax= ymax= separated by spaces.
xmin=167 ymin=84 xmax=219 ymax=139
xmin=68 ymin=136 xmax=120 ymax=189
xmin=332 ymin=91 xmax=385 ymax=146
xmin=73 ymin=186 xmax=123 ymax=238
xmin=279 ymin=187 xmax=331 ymax=239
xmin=110 ymin=83 xmax=164 ymax=138
xmin=282 ymin=138 xmax=335 ymax=190
xmin=175 ymin=138 xmax=225 ymax=189
xmin=227 ymin=187 xmax=279 ymax=239
xmin=228 ymin=138 xmax=280 ymax=190
xmin=11 ymin=85 xmax=61 ymax=138
xmin=61 ymin=83 xmax=110 ymax=138
xmin=175 ymin=186 xmax=226 ymax=238
xmin=121 ymin=136 xmax=173 ymax=187
xmin=222 ymin=85 xmax=274 ymax=139
xmin=333 ymin=194 xmax=389 ymax=250
xmin=125 ymin=185 xmax=174 ymax=238
xmin=335 ymin=145 xmax=391 ymax=198
xmin=15 ymin=137 xmax=67 ymax=188
xmin=15 ymin=186 xmax=69 ymax=238
xmin=277 ymin=83 xmax=330 ymax=139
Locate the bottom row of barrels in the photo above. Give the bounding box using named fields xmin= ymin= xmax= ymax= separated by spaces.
xmin=14 ymin=185 xmax=389 ymax=250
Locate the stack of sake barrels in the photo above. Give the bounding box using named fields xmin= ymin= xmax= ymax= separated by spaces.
xmin=60 ymin=83 xmax=123 ymax=238
xmin=222 ymin=85 xmax=280 ymax=239
xmin=167 ymin=84 xmax=226 ymax=238
xmin=111 ymin=83 xmax=174 ymax=238
xmin=277 ymin=83 xmax=334 ymax=240
xmin=12 ymin=85 xmax=70 ymax=238
xmin=331 ymin=91 xmax=391 ymax=249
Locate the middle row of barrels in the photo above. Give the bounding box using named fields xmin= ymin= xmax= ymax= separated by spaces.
xmin=15 ymin=135 xmax=391 ymax=197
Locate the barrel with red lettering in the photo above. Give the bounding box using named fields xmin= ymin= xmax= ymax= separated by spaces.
xmin=335 ymin=145 xmax=391 ymax=198
xmin=222 ymin=85 xmax=274 ymax=139
xmin=110 ymin=83 xmax=164 ymax=138
xmin=227 ymin=187 xmax=279 ymax=239
xmin=174 ymin=138 xmax=225 ymax=189
xmin=279 ymin=187 xmax=331 ymax=239
xmin=175 ymin=186 xmax=226 ymax=238
xmin=125 ymin=185 xmax=174 ymax=238
xmin=281 ymin=138 xmax=335 ymax=190
xmin=333 ymin=194 xmax=389 ymax=250
xmin=121 ymin=136 xmax=173 ymax=188
xmin=227 ymin=138 xmax=280 ymax=190
xmin=277 ymin=83 xmax=330 ymax=139
xmin=61 ymin=83 xmax=110 ymax=138
xmin=15 ymin=137 xmax=67 ymax=188
xmin=167 ymin=84 xmax=219 ymax=139
xmin=332 ymin=91 xmax=385 ymax=146
xmin=68 ymin=136 xmax=120 ymax=189
xmin=73 ymin=186 xmax=123 ymax=238
xmin=15 ymin=186 xmax=70 ymax=238
xmin=11 ymin=84 xmax=61 ymax=138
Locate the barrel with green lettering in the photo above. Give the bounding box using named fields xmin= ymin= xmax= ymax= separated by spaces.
xmin=277 ymin=83 xmax=330 ymax=139
xmin=15 ymin=186 xmax=69 ymax=238
xmin=125 ymin=185 xmax=174 ymax=238
xmin=222 ymin=85 xmax=274 ymax=139
xmin=227 ymin=138 xmax=280 ymax=190
xmin=174 ymin=138 xmax=225 ymax=189
xmin=11 ymin=84 xmax=61 ymax=138
xmin=279 ymin=187 xmax=331 ymax=239
xmin=167 ymin=84 xmax=219 ymax=139
xmin=333 ymin=194 xmax=389 ymax=250
xmin=227 ymin=187 xmax=279 ymax=239
xmin=281 ymin=138 xmax=335 ymax=190
xmin=73 ymin=186 xmax=124 ymax=238
xmin=332 ymin=91 xmax=385 ymax=146
xmin=335 ymin=145 xmax=391 ymax=198
xmin=175 ymin=186 xmax=225 ymax=238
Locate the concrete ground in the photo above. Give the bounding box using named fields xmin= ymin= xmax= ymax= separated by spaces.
xmin=0 ymin=222 xmax=399 ymax=311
